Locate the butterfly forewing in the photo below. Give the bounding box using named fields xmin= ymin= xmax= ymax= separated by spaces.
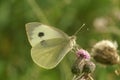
xmin=26 ymin=22 xmax=69 ymax=47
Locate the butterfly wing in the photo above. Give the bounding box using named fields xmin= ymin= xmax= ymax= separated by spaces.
xmin=26 ymin=22 xmax=69 ymax=47
xmin=31 ymin=38 xmax=72 ymax=69
xmin=25 ymin=22 xmax=75 ymax=69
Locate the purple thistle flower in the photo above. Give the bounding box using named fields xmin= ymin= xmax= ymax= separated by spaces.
xmin=76 ymin=49 xmax=90 ymax=60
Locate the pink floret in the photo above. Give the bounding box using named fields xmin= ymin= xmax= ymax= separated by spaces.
xmin=76 ymin=49 xmax=90 ymax=60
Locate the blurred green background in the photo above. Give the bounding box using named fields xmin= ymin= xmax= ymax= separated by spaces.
xmin=0 ymin=0 xmax=120 ymax=80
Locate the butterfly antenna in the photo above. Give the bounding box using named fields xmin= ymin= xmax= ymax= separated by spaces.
xmin=74 ymin=24 xmax=85 ymax=36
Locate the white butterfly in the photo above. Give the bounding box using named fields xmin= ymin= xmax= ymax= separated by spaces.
xmin=26 ymin=22 xmax=84 ymax=69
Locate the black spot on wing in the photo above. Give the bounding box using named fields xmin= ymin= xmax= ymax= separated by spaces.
xmin=38 ymin=32 xmax=44 ymax=38
xmin=40 ymin=40 xmax=47 ymax=47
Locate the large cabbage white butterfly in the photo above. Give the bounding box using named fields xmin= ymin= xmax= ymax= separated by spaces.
xmin=26 ymin=22 xmax=84 ymax=69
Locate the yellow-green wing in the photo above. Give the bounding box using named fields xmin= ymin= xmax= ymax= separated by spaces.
xmin=26 ymin=22 xmax=69 ymax=47
xmin=31 ymin=38 xmax=72 ymax=69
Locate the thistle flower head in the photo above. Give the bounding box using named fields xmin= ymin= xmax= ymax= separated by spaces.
xmin=76 ymin=49 xmax=91 ymax=60
xmin=92 ymin=40 xmax=120 ymax=65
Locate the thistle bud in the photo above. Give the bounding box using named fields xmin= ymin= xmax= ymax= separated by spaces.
xmin=82 ymin=61 xmax=96 ymax=74
xmin=72 ymin=49 xmax=91 ymax=75
xmin=72 ymin=60 xmax=95 ymax=80
xmin=71 ymin=57 xmax=85 ymax=75
xmin=92 ymin=40 xmax=120 ymax=65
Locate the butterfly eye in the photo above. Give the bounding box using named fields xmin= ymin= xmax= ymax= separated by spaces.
xmin=38 ymin=32 xmax=44 ymax=37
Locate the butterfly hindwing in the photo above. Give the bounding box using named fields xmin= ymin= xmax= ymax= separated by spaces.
xmin=31 ymin=38 xmax=72 ymax=69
